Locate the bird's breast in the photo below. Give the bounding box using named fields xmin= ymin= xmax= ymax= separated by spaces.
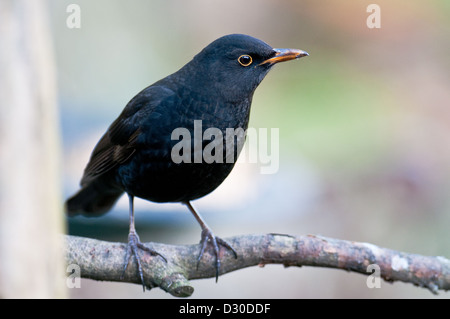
xmin=117 ymin=94 xmax=252 ymax=203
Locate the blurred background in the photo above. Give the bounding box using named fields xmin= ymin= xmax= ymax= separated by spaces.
xmin=41 ymin=0 xmax=450 ymax=297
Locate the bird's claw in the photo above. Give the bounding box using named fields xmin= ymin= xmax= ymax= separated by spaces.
xmin=198 ymin=228 xmax=238 ymax=282
xmin=121 ymin=230 xmax=166 ymax=291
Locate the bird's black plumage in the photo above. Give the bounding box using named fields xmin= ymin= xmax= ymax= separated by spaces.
xmin=66 ymin=34 xmax=308 ymax=288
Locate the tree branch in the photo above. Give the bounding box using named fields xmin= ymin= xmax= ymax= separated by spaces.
xmin=64 ymin=234 xmax=450 ymax=297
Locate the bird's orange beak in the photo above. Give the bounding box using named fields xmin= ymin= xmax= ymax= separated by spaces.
xmin=260 ymin=48 xmax=309 ymax=66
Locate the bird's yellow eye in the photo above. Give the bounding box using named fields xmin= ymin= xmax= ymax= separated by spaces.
xmin=238 ymin=55 xmax=253 ymax=67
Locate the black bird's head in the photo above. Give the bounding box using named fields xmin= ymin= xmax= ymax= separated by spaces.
xmin=180 ymin=34 xmax=308 ymax=103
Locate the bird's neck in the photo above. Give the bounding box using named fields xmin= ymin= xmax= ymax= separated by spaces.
xmin=168 ymin=62 xmax=255 ymax=105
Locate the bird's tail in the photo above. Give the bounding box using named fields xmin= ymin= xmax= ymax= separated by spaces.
xmin=65 ymin=180 xmax=124 ymax=217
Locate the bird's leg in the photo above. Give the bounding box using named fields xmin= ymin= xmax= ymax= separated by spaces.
xmin=122 ymin=194 xmax=166 ymax=291
xmin=183 ymin=201 xmax=237 ymax=282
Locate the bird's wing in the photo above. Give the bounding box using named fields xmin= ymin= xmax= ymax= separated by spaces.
xmin=80 ymin=85 xmax=175 ymax=186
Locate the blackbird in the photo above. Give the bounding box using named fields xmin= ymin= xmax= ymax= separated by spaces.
xmin=66 ymin=34 xmax=308 ymax=289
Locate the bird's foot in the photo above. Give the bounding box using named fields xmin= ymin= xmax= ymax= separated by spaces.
xmin=121 ymin=230 xmax=167 ymax=291
xmin=198 ymin=227 xmax=238 ymax=282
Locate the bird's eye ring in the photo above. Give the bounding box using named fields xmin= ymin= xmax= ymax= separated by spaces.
xmin=238 ymin=55 xmax=253 ymax=67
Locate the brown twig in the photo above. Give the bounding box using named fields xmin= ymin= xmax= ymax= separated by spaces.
xmin=64 ymin=234 xmax=450 ymax=297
